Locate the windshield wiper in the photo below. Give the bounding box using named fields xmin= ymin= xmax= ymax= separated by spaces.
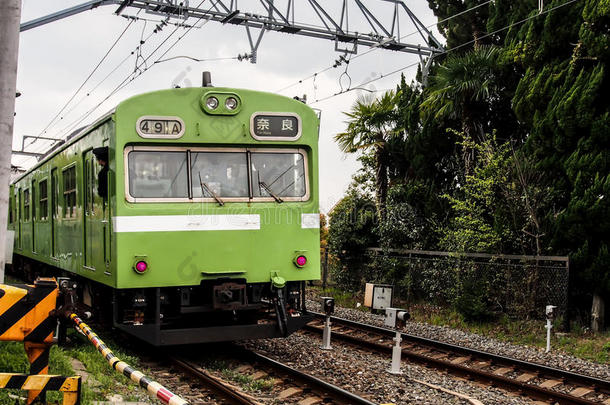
xmin=198 ymin=172 xmax=224 ymax=206
xmin=259 ymin=181 xmax=283 ymax=203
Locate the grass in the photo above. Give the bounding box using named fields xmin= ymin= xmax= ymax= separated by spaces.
xmin=408 ymin=302 xmax=610 ymax=364
xmin=0 ymin=328 xmax=155 ymax=404
xmin=203 ymin=359 xmax=275 ymax=393
xmin=315 ymin=286 xmax=370 ymax=312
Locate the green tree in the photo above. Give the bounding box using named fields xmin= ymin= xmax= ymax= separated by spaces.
xmin=335 ymin=91 xmax=401 ymax=219
xmin=421 ymin=46 xmax=502 ymax=174
xmin=327 ymin=187 xmax=377 ymax=289
xmin=426 ymin=0 xmax=491 ymax=48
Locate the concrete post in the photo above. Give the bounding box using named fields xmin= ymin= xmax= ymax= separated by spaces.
xmin=0 ymin=0 xmax=22 ymax=283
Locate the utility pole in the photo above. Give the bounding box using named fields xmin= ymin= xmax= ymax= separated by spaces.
xmin=0 ymin=0 xmax=22 ymax=283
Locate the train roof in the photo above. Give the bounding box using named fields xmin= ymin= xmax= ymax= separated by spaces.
xmin=12 ymin=109 xmax=115 ymax=184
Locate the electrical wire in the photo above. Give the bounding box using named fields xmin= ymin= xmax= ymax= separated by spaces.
xmin=56 ymin=0 xmax=217 ymax=139
xmin=310 ymin=0 xmax=580 ymax=105
xmin=275 ymin=0 xmax=494 ymax=94
xmin=34 ymin=18 xmax=136 ymax=141
xmin=32 ymin=15 xmax=171 ymax=146
xmin=154 ymin=55 xmax=240 ymax=64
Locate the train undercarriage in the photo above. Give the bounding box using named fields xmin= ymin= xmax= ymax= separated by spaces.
xmin=9 ymin=255 xmax=312 ymax=345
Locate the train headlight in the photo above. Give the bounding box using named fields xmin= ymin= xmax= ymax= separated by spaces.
xmin=294 ymin=255 xmax=307 ymax=268
xmin=206 ymin=96 xmax=219 ymax=110
xmin=134 ymin=261 xmax=148 ymax=274
xmin=225 ymin=97 xmax=238 ymax=110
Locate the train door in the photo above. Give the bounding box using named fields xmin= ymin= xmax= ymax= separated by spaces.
xmin=83 ymin=151 xmax=105 ymax=270
xmin=102 ymin=139 xmax=110 ymax=271
xmin=51 ymin=168 xmax=58 ymax=258
xmin=16 ymin=188 xmax=21 ymax=250
xmin=31 ymin=180 xmax=36 ymax=253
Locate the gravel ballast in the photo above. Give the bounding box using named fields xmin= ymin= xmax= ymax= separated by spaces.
xmin=247 ymin=331 xmax=536 ymax=404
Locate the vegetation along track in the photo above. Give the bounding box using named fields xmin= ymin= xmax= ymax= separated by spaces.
xmin=169 ymin=345 xmax=377 ymax=405
xmin=305 ymin=312 xmax=610 ymax=405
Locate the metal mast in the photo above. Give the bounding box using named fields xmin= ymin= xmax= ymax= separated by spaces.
xmin=21 ymin=0 xmax=445 ymax=63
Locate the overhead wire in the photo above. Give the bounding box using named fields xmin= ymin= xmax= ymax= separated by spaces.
xmin=310 ymin=0 xmax=580 ymax=105
xmin=33 ymin=14 xmax=172 ymax=147
xmin=56 ymin=0 xmax=218 ymax=139
xmin=274 ymin=0 xmax=494 ymax=94
xmin=34 ymin=18 xmax=136 ymax=142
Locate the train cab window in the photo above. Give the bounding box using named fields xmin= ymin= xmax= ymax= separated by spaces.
xmin=39 ymin=180 xmax=48 ymax=220
xmin=128 ymin=151 xmax=188 ymax=198
xmin=190 ymin=152 xmax=249 ymax=198
xmin=63 ymin=166 xmax=77 ymax=218
xmin=23 ymin=189 xmax=30 ymax=221
xmin=250 ymin=152 xmax=306 ymax=198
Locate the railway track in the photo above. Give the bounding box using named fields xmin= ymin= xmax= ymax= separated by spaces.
xmin=305 ymin=312 xmax=610 ymax=405
xmin=169 ymin=345 xmax=377 ymax=405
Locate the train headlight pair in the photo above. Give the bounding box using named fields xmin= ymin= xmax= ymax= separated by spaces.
xmin=206 ymin=96 xmax=238 ymax=110
xmin=202 ymin=92 xmax=241 ymax=115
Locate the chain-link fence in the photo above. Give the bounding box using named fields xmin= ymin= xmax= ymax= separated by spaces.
xmin=322 ymin=247 xmax=569 ymax=322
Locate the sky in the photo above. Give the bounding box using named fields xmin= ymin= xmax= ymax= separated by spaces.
xmin=14 ymin=0 xmax=443 ymax=213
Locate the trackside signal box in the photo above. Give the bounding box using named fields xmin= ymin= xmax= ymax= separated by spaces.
xmin=364 ymin=283 xmax=393 ymax=310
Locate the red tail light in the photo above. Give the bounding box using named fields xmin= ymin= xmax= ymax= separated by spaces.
xmin=134 ymin=261 xmax=148 ymax=273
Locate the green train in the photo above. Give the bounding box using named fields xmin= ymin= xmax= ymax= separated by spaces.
xmin=8 ymin=77 xmax=320 ymax=345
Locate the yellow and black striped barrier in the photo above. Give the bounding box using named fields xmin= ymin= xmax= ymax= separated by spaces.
xmin=0 ymin=278 xmax=58 ymax=343
xmin=1 ymin=278 xmax=60 ymax=403
xmin=69 ymin=314 xmax=189 ymax=405
xmin=0 ymin=373 xmax=81 ymax=405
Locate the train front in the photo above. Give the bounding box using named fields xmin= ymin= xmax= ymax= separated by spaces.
xmin=111 ymin=85 xmax=320 ymax=345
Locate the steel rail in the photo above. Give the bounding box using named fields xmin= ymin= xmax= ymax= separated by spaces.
xmin=170 ymin=357 xmax=259 ymax=405
xmin=308 ymin=312 xmax=610 ymax=405
xmin=238 ymin=348 xmax=378 ymax=405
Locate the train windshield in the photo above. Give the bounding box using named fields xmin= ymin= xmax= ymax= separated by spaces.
xmin=251 ymin=152 xmax=306 ymax=198
xmin=128 ymin=151 xmax=188 ymax=198
xmin=190 ymin=152 xmax=249 ymax=197
xmin=126 ymin=148 xmax=308 ymax=201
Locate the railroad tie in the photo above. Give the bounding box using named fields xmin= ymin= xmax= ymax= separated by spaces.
xmin=297 ymin=397 xmax=323 ymax=405
xmin=539 ymin=379 xmax=562 ymax=389
xmin=515 ymin=373 xmax=536 ymax=383
xmin=570 ymin=387 xmax=593 ymax=398
xmin=278 ymin=387 xmax=303 ymax=399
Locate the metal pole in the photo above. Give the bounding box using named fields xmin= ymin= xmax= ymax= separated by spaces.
xmin=0 ymin=0 xmax=22 ymax=283
xmin=387 ymin=330 xmax=402 ymax=374
xmin=320 ymin=315 xmax=332 ymax=350
xmin=545 ymin=318 xmax=552 ymax=353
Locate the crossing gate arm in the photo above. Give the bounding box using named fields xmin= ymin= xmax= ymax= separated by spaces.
xmin=69 ymin=314 xmax=189 ymax=405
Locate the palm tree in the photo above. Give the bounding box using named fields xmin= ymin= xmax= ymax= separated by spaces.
xmin=421 ymin=45 xmax=500 ymax=173
xmin=335 ymin=90 xmax=401 ymax=219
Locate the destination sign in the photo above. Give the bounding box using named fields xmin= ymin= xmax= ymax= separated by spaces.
xmin=251 ymin=113 xmax=301 ymax=140
xmin=136 ymin=116 xmax=185 ymax=139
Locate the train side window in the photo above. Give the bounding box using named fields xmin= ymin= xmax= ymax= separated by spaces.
xmin=23 ymin=188 xmax=30 ymax=222
xmin=62 ymin=166 xmax=77 ymax=218
xmin=8 ymin=193 xmax=13 ymax=224
xmin=39 ymin=179 xmax=48 ymax=220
